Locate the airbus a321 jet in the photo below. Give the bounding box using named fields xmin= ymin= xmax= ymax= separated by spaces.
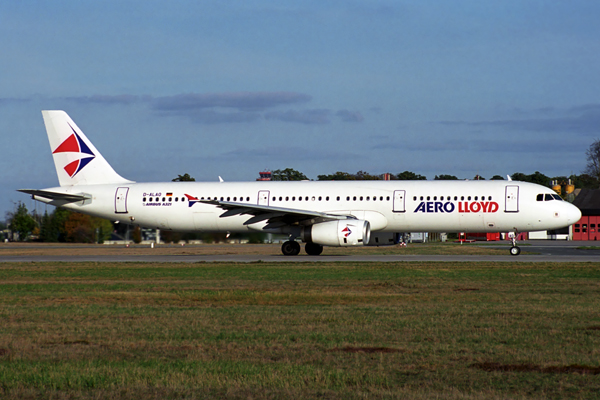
xmin=19 ymin=111 xmax=581 ymax=256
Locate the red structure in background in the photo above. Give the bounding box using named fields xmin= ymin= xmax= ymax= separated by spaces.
xmin=573 ymin=216 xmax=599 ymax=241
xmin=457 ymin=232 xmax=501 ymax=242
xmin=257 ymin=171 xmax=272 ymax=181
xmin=571 ymin=189 xmax=600 ymax=241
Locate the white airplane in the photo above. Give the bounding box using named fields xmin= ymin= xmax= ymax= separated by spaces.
xmin=20 ymin=110 xmax=581 ymax=256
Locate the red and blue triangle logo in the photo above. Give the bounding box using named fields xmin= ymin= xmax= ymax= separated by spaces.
xmin=52 ymin=123 xmax=95 ymax=177
xmin=185 ymin=194 xmax=200 ymax=207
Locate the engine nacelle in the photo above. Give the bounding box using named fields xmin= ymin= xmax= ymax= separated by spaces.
xmin=302 ymin=220 xmax=370 ymax=247
xmin=367 ymin=232 xmax=401 ymax=246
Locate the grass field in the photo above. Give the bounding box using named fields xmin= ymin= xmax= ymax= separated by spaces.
xmin=1 ymin=261 xmax=599 ymax=399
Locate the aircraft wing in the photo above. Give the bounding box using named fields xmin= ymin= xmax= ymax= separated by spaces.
xmin=18 ymin=189 xmax=91 ymax=203
xmin=200 ymin=199 xmax=354 ymax=229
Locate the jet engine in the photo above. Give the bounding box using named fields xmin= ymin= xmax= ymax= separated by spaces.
xmin=302 ymin=220 xmax=370 ymax=247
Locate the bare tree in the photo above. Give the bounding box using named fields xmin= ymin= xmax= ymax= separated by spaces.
xmin=584 ymin=139 xmax=600 ymax=182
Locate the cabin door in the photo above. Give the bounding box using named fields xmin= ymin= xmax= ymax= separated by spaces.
xmin=393 ymin=190 xmax=406 ymax=213
xmin=258 ymin=190 xmax=270 ymax=206
xmin=115 ymin=187 xmax=129 ymax=214
xmin=505 ymin=185 xmax=519 ymax=213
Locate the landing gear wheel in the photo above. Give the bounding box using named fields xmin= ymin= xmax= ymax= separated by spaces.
xmin=510 ymin=246 xmax=521 ymax=256
xmin=281 ymin=240 xmax=301 ymax=256
xmin=305 ymin=242 xmax=324 ymax=256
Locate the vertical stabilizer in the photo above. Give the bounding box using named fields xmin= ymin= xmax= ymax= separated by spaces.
xmin=42 ymin=110 xmax=133 ymax=186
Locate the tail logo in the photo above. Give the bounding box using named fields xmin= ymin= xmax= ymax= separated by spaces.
xmin=52 ymin=123 xmax=95 ymax=177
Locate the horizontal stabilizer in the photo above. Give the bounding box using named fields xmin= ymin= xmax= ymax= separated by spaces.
xmin=18 ymin=189 xmax=91 ymax=203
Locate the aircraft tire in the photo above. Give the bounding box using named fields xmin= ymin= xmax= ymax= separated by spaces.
xmin=509 ymin=246 xmax=521 ymax=256
xmin=282 ymin=240 xmax=301 ymax=256
xmin=305 ymin=242 xmax=324 ymax=256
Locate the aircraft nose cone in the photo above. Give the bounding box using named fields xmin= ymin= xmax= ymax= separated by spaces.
xmin=566 ymin=203 xmax=582 ymax=224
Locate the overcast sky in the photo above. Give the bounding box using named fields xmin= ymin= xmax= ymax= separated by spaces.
xmin=2 ymin=1 xmax=600 ymax=216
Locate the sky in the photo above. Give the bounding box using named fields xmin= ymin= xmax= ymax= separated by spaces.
xmin=2 ymin=1 xmax=600 ymax=217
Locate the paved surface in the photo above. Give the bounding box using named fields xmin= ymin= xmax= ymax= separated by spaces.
xmin=0 ymin=241 xmax=598 ymax=263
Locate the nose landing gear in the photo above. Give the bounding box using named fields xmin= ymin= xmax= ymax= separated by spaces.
xmin=508 ymin=231 xmax=521 ymax=256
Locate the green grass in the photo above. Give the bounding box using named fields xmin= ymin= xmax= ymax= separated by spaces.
xmin=0 ymin=262 xmax=599 ymax=399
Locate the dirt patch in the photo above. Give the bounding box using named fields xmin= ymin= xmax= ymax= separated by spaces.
xmin=0 ymin=348 xmax=9 ymax=356
xmin=472 ymin=362 xmax=600 ymax=375
xmin=453 ymin=288 xmax=480 ymax=292
xmin=329 ymin=346 xmax=404 ymax=354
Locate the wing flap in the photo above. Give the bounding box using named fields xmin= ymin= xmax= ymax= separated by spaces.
xmin=200 ymin=199 xmax=353 ymax=226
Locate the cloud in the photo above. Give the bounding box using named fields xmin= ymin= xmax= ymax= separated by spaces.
xmin=265 ymin=109 xmax=332 ymax=124
xmin=440 ymin=104 xmax=600 ymax=135
xmin=336 ymin=109 xmax=364 ymax=122
xmin=220 ymin=145 xmax=358 ymax=161
xmin=64 ymin=94 xmax=150 ymax=105
xmin=186 ymin=110 xmax=261 ymax=124
xmin=0 ymin=97 xmax=30 ymax=106
xmin=152 ymin=92 xmax=312 ymax=112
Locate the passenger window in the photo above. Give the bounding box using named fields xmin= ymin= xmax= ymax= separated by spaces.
xmin=353 ymin=196 xmax=357 ymax=201
xmin=474 ymin=196 xmax=478 ymax=201
xmin=360 ymin=196 xmax=363 ymax=201
xmin=298 ymin=197 xmax=302 ymax=201
xmin=292 ymin=196 xmax=296 ymax=201
xmin=454 ymin=196 xmax=458 ymax=201
xmin=386 ymin=196 xmax=390 ymax=201
xmin=467 ymin=196 xmax=471 ymax=201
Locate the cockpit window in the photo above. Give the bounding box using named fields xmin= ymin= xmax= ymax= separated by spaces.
xmin=538 ymin=193 xmax=563 ymax=201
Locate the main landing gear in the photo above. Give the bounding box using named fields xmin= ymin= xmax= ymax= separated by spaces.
xmin=281 ymin=240 xmax=324 ymax=256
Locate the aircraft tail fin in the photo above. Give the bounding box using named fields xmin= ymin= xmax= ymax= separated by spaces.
xmin=42 ymin=110 xmax=133 ymax=186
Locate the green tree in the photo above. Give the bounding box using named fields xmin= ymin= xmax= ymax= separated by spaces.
xmin=570 ymin=173 xmax=599 ymax=189
xmin=510 ymin=171 xmax=550 ymax=187
xmin=396 ymin=171 xmax=427 ymax=180
xmin=434 ymin=174 xmax=458 ymax=180
xmin=317 ymin=171 xmax=381 ymax=180
xmin=7 ymin=202 xmax=37 ymax=241
xmin=172 ymin=173 xmax=195 ymax=182
xmin=271 ymin=168 xmax=308 ymax=181
xmin=64 ymin=212 xmax=113 ymax=243
xmin=354 ymin=170 xmax=381 ymax=180
xmin=318 ymin=171 xmax=354 ymax=180
xmin=490 ymin=175 xmax=505 ymax=180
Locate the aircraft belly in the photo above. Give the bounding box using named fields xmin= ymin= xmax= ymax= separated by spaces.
xmin=193 ymin=212 xmax=220 ymax=232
